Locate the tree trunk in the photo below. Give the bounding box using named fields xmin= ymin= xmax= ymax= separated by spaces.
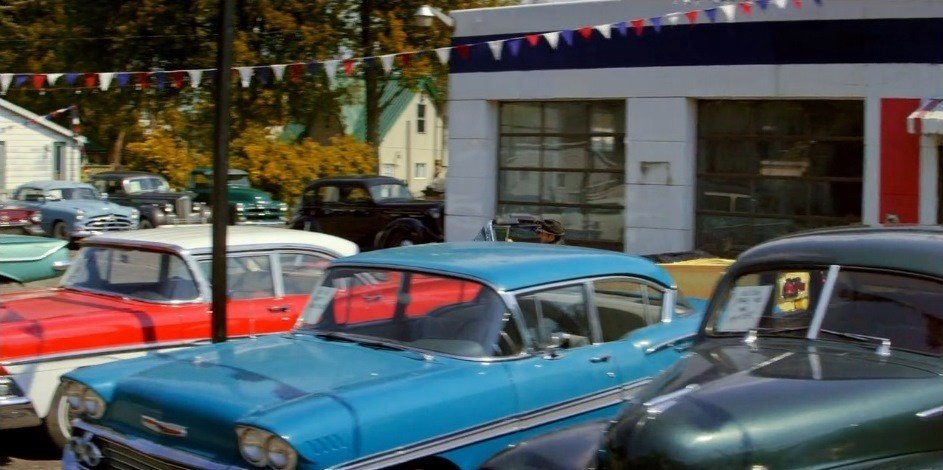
xmin=111 ymin=129 xmax=126 ymax=169
xmin=360 ymin=0 xmax=380 ymax=172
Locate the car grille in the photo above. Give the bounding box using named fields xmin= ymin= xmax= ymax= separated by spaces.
xmin=97 ymin=437 xmax=189 ymax=470
xmin=244 ymin=206 xmax=283 ymax=220
xmin=174 ymin=196 xmax=192 ymax=218
xmin=85 ymin=215 xmax=133 ymax=231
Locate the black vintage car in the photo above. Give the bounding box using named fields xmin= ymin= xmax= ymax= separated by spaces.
xmin=482 ymin=225 xmax=943 ymax=470
xmin=290 ymin=175 xmax=444 ymax=250
xmin=88 ymin=171 xmax=210 ymax=229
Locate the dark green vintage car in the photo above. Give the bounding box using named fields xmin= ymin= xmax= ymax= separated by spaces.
xmin=186 ymin=168 xmax=288 ymax=226
xmin=482 ymin=226 xmax=943 ymax=469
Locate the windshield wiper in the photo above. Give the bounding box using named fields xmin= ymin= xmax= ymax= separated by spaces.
xmin=817 ymin=329 xmax=892 ymax=356
xmin=312 ymin=331 xmax=432 ymax=360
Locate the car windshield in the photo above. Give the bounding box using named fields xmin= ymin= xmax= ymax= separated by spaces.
xmin=226 ymin=174 xmax=250 ymax=187
xmin=368 ymin=183 xmax=414 ymax=201
xmin=47 ymin=187 xmax=99 ymax=200
xmin=297 ymin=268 xmax=510 ymax=358
xmin=706 ymin=266 xmax=943 ymax=356
xmin=62 ymin=246 xmax=200 ymax=302
xmin=125 ymin=177 xmax=169 ymax=193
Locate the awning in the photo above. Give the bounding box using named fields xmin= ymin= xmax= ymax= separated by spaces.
xmin=907 ymin=98 xmax=943 ymax=134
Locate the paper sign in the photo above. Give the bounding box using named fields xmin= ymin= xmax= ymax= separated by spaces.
xmin=716 ymin=285 xmax=773 ymax=332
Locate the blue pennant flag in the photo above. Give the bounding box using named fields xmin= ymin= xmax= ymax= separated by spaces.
xmin=813 ymin=0 xmax=823 ymax=4
xmin=306 ymin=62 xmax=319 ymax=75
xmin=561 ymin=29 xmax=574 ymax=46
xmin=649 ymin=16 xmax=662 ymax=33
xmin=155 ymin=72 xmax=166 ymax=90
xmin=14 ymin=75 xmax=28 ymax=87
xmin=508 ymin=39 xmax=523 ymax=57
xmin=64 ymin=73 xmax=79 ymax=86
xmin=615 ymin=22 xmax=628 ymax=37
xmin=255 ymin=67 xmax=271 ymax=85
xmin=116 ymin=72 xmax=131 ymax=88
xmin=362 ymin=57 xmax=376 ymax=69
xmin=705 ymin=8 xmax=718 ymax=23
xmin=757 ymin=0 xmax=770 ymax=9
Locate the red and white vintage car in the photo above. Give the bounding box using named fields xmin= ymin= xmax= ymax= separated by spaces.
xmin=0 ymin=225 xmax=357 ymax=445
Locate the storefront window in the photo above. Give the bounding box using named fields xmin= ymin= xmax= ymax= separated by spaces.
xmin=696 ymin=100 xmax=863 ymax=257
xmin=498 ymin=101 xmax=625 ymax=251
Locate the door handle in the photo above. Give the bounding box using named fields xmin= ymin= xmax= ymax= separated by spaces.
xmin=361 ymin=294 xmax=382 ymax=302
xmin=268 ymin=305 xmax=290 ymax=313
xmin=589 ymin=355 xmax=611 ymax=363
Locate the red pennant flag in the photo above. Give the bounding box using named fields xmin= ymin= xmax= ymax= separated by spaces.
xmin=630 ymin=19 xmax=645 ymax=36
xmin=288 ymin=63 xmax=302 ymax=83
xmin=793 ymin=0 xmax=803 ymax=8
xmin=32 ymin=75 xmax=46 ymax=90
xmin=739 ymin=1 xmax=753 ymax=14
xmin=137 ymin=72 xmax=149 ymax=89
xmin=685 ymin=10 xmax=699 ymax=24
xmin=525 ymin=34 xmax=540 ymax=47
xmin=343 ymin=59 xmax=356 ymax=76
xmin=398 ymin=53 xmax=413 ymax=69
xmin=578 ymin=26 xmax=593 ymax=40
xmin=84 ymin=73 xmax=96 ymax=88
xmin=170 ymin=71 xmax=185 ymax=89
xmin=456 ymin=44 xmax=471 ymax=60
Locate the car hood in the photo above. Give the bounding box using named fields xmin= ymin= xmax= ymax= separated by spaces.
xmin=227 ymin=186 xmax=276 ymax=204
xmin=605 ymin=340 xmax=943 ymax=469
xmin=129 ymin=191 xmax=193 ymax=203
xmin=93 ymin=334 xmax=449 ymax=453
xmin=46 ymin=199 xmax=135 ymax=215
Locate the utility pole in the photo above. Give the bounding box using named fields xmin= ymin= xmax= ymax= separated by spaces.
xmin=360 ymin=0 xmax=380 ymax=171
xmin=211 ymin=0 xmax=234 ymax=343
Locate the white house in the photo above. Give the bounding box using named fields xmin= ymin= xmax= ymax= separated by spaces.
xmin=445 ymin=0 xmax=943 ymax=255
xmin=0 ymin=99 xmax=84 ymax=196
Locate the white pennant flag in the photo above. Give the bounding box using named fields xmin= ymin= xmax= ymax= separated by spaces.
xmin=323 ymin=60 xmax=339 ymax=87
xmin=271 ymin=64 xmax=287 ymax=82
xmin=543 ymin=31 xmax=561 ymax=49
xmin=47 ymin=73 xmax=63 ymax=86
xmin=98 ymin=72 xmax=114 ymax=91
xmin=773 ymin=0 xmax=789 ymax=8
xmin=720 ymin=4 xmax=737 ymax=21
xmin=488 ymin=40 xmax=504 ymax=61
xmin=595 ymin=24 xmax=612 ymax=39
xmin=379 ymin=54 xmax=396 ymax=74
xmin=187 ymin=69 xmax=203 ymax=88
xmin=236 ymin=67 xmax=253 ymax=88
xmin=0 ymin=74 xmax=12 ymax=94
xmin=666 ymin=13 xmax=682 ymax=25
xmin=435 ymin=47 xmax=451 ymax=65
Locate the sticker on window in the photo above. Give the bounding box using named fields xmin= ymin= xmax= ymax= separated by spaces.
xmin=716 ymin=285 xmax=774 ymax=332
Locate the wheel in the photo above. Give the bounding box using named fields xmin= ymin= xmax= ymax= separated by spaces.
xmin=139 ymin=218 xmax=154 ymax=229
xmin=52 ymin=221 xmax=69 ymax=241
xmin=384 ymin=229 xmax=422 ymax=248
xmin=45 ymin=383 xmax=77 ymax=449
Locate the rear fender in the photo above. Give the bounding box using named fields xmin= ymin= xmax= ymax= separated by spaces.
xmin=376 ymin=218 xmax=425 ymax=247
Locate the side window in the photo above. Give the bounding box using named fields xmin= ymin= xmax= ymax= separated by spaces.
xmin=227 ymin=255 xmax=276 ymax=300
xmin=90 ymin=179 xmax=108 ymax=193
xmin=517 ymin=285 xmax=591 ymax=349
xmin=318 ymin=186 xmax=339 ymax=203
xmin=280 ymin=253 xmax=331 ymax=295
xmin=593 ymin=278 xmax=663 ymax=342
xmin=17 ymin=187 xmax=43 ymax=201
xmin=344 ymin=186 xmax=372 ymax=204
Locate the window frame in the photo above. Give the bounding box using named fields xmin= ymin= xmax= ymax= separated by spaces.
xmin=417 ymin=102 xmax=427 ymax=134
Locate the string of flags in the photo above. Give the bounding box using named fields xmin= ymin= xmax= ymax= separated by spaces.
xmin=0 ymin=0 xmax=822 ymax=95
xmin=0 ymin=104 xmax=81 ymax=135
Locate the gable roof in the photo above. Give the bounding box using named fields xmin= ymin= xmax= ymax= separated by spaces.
xmin=0 ymin=98 xmax=83 ymax=142
xmin=345 ymin=78 xmax=439 ymax=143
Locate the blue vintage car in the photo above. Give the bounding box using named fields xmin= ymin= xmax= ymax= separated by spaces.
xmin=61 ymin=242 xmax=705 ymax=470
xmin=11 ymin=180 xmax=139 ymax=240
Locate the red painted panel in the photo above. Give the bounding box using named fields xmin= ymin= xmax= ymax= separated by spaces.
xmin=880 ymin=98 xmax=921 ymax=223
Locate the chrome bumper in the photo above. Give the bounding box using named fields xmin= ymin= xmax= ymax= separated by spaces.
xmin=0 ymin=396 xmax=41 ymax=429
xmin=234 ymin=219 xmax=288 ymax=227
xmin=66 ymin=420 xmax=244 ymax=470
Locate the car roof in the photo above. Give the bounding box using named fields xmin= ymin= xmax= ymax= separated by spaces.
xmin=90 ymin=171 xmax=164 ymax=179
xmin=191 ymin=168 xmax=248 ymax=175
xmin=19 ymin=180 xmax=96 ymax=190
xmin=82 ymin=226 xmax=358 ymax=257
xmin=333 ymin=242 xmax=674 ymax=291
xmin=308 ymin=175 xmax=404 ymax=185
xmin=735 ymin=225 xmax=943 ymax=279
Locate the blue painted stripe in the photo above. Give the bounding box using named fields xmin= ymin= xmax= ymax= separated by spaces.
xmin=450 ymin=18 xmax=943 ymax=73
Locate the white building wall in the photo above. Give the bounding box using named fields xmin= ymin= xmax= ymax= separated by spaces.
xmin=0 ymin=107 xmax=81 ymax=197
xmin=446 ymin=0 xmax=943 ymax=252
xmin=377 ymin=92 xmax=447 ymax=195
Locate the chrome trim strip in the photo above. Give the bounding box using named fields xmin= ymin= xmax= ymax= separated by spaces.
xmin=661 ymin=288 xmax=677 ymax=323
xmin=1 ymin=338 xmax=213 ymax=367
xmin=644 ymin=333 xmax=697 ymax=355
xmin=337 ymin=378 xmax=651 ymax=470
xmin=807 ymin=264 xmax=840 ymax=340
xmin=917 ymin=405 xmax=943 ymax=419
xmin=1 ymin=243 xmax=68 ymax=262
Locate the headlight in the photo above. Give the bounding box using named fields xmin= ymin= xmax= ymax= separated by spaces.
xmin=29 ymin=212 xmax=41 ymax=223
xmin=235 ymin=203 xmax=245 ymax=212
xmin=265 ymin=435 xmax=298 ymax=470
xmin=427 ymin=207 xmax=441 ymax=219
xmin=192 ymin=203 xmax=203 ymax=212
xmin=163 ymin=203 xmax=174 ymax=213
xmin=237 ymin=427 xmax=269 ymax=467
xmin=237 ymin=426 xmax=298 ymax=470
xmin=75 ymin=209 xmax=85 ymax=221
xmin=278 ymin=203 xmax=288 ymax=212
xmin=130 ymin=209 xmax=140 ymax=219
xmin=62 ymin=380 xmax=106 ymax=419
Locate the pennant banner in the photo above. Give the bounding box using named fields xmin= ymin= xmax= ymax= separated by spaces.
xmin=595 ymin=24 xmax=612 ymax=39
xmin=187 ymin=69 xmax=203 ymax=88
xmin=543 ymin=31 xmax=560 ymax=49
xmin=271 ymin=64 xmax=286 ymax=82
xmin=488 ymin=40 xmax=504 ymax=61
xmin=98 ymin=72 xmax=113 ymax=91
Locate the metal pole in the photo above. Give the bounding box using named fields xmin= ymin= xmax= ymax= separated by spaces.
xmin=211 ymin=0 xmax=234 ymax=343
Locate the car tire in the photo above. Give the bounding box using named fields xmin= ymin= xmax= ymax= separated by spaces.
xmin=52 ymin=221 xmax=69 ymax=241
xmin=384 ymin=229 xmax=422 ymax=248
xmin=44 ymin=383 xmax=76 ymax=449
xmin=139 ymin=218 xmax=154 ymax=229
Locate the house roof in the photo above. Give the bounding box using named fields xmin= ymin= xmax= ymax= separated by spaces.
xmin=347 ymin=78 xmax=439 ymax=143
xmin=0 ymin=98 xmax=83 ymax=142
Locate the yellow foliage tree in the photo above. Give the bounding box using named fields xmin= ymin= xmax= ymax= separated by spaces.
xmin=125 ymin=130 xmax=209 ymax=189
